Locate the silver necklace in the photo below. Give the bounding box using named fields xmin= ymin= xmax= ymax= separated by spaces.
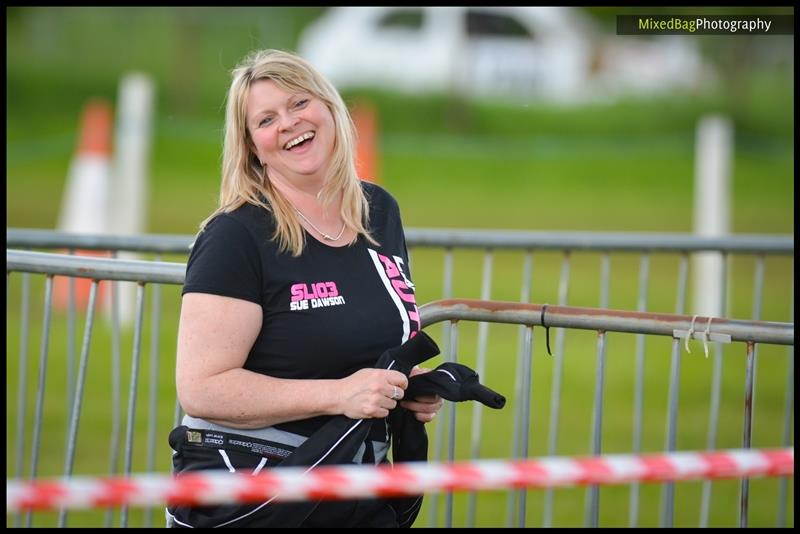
xmin=293 ymin=207 xmax=346 ymax=241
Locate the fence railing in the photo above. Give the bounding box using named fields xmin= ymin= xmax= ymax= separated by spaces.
xmin=6 ymin=227 xmax=795 ymax=254
xmin=6 ymin=246 xmax=794 ymax=527
xmin=6 ymin=227 xmax=793 ymax=331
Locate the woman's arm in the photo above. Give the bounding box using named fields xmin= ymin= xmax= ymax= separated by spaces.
xmin=176 ymin=293 xmax=407 ymax=429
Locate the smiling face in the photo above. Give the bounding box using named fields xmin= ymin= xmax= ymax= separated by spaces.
xmin=246 ymin=79 xmax=336 ymax=185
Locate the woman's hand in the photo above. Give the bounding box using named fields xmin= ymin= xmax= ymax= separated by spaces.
xmin=400 ymin=366 xmax=444 ymax=423
xmin=339 ymin=368 xmax=408 ymax=419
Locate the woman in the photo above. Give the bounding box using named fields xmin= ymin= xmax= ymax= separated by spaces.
xmin=167 ymin=49 xmax=443 ymax=528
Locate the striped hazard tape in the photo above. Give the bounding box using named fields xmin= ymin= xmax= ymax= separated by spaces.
xmin=7 ymin=448 xmax=792 ymax=513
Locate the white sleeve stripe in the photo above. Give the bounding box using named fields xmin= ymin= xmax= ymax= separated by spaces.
xmin=368 ymin=248 xmax=410 ymax=344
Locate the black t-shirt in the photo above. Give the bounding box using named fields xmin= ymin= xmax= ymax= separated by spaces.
xmin=182 ymin=182 xmax=421 ymax=438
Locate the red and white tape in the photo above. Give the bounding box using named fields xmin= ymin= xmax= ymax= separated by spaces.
xmin=7 ymin=448 xmax=792 ymax=513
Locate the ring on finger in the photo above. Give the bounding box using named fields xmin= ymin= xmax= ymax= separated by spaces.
xmin=391 ymin=385 xmax=401 ymax=400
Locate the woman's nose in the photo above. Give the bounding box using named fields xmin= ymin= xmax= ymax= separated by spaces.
xmin=278 ymin=111 xmax=300 ymax=132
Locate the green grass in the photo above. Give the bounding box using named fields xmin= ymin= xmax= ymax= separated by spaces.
xmin=7 ymin=82 xmax=794 ymax=235
xmin=6 ymin=123 xmax=794 ymax=235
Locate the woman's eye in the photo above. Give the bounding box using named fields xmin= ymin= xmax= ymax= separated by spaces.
xmin=295 ymin=99 xmax=309 ymax=108
xmin=259 ymin=117 xmax=273 ymax=127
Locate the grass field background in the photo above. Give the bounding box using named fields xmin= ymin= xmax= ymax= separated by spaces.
xmin=6 ymin=7 xmax=793 ymax=528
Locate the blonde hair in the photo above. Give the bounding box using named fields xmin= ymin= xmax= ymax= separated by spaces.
xmin=200 ymin=49 xmax=377 ymax=256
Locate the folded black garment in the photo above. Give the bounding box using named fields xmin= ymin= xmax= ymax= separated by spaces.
xmin=405 ymin=362 xmax=506 ymax=409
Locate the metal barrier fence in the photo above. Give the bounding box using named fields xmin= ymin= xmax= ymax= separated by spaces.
xmin=6 ymin=227 xmax=795 ymax=254
xmin=6 ymin=241 xmax=794 ymax=527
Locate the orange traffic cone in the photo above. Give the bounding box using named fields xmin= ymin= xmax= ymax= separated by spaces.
xmin=54 ymin=99 xmax=114 ymax=313
xmin=352 ymin=100 xmax=379 ymax=184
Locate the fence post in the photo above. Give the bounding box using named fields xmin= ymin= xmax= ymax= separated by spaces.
xmin=692 ymin=115 xmax=732 ymax=317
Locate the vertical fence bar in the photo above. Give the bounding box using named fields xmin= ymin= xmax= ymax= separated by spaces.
xmin=584 ymin=330 xmax=608 ymax=528
xmin=519 ymin=251 xmax=533 ymax=305
xmin=67 ymin=251 xmax=76 ymax=424
xmin=467 ymin=249 xmax=493 ymax=527
xmin=777 ymin=278 xmax=792 ymax=527
xmin=174 ymin=400 xmax=184 ymax=429
xmin=507 ymin=381 xmax=522 ymax=525
xmin=120 ymin=283 xmax=147 ymax=528
xmin=700 ymin=252 xmax=728 ymax=527
xmin=751 ymin=255 xmax=764 ymax=321
xmin=13 ymin=272 xmax=31 ymax=528
xmin=675 ymin=253 xmax=689 ymax=316
xmin=508 ymin=326 xmax=528 ymax=528
xmin=629 ymin=253 xmax=650 ymax=528
xmin=106 ymin=257 xmax=123 ymax=527
xmin=26 ymin=275 xmax=54 ymax=528
xmin=172 ymin=249 xmax=186 ymax=445
xmin=739 ymin=341 xmax=757 ymax=528
xmin=599 ymin=252 xmax=611 ymax=309
xmin=701 ymin=341 xmax=725 ymax=527
xmin=542 ymin=250 xmax=571 ymax=527
xmin=58 ymin=280 xmax=99 ymax=527
xmin=585 ymin=253 xmax=611 ymax=527
xmin=507 ymin=338 xmax=524 ymax=527
xmin=735 ymin=256 xmax=765 ymax=529
xmin=518 ymin=325 xmax=535 ymax=528
xmin=748 ymin=255 xmax=764 ymax=426
xmin=507 ymin=251 xmax=534 ymax=527
xmin=659 ymin=336 xmax=683 ymax=528
xmin=444 ymin=320 xmax=459 ymax=528
xmin=660 ymin=253 xmax=688 ymax=528
xmin=429 ymin=247 xmax=453 ymax=527
xmin=750 ymin=255 xmax=764 ymax=410
xmin=776 ymin=346 xmax=793 ymax=528
xmin=144 ymin=257 xmax=163 ymax=528
xmin=508 ymin=250 xmax=532 ymax=527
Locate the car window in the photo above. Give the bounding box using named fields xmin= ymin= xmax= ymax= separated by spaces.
xmin=466 ymin=10 xmax=533 ymax=39
xmin=377 ymin=9 xmax=424 ymax=31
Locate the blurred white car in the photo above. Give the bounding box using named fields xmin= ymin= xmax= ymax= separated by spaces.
xmin=297 ymin=6 xmax=713 ymax=103
xmin=298 ymin=6 xmax=593 ymax=102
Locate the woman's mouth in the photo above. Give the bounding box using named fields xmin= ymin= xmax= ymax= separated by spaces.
xmin=284 ymin=131 xmax=316 ymax=151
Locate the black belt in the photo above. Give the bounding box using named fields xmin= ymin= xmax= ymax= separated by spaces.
xmin=180 ymin=427 xmax=295 ymax=462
